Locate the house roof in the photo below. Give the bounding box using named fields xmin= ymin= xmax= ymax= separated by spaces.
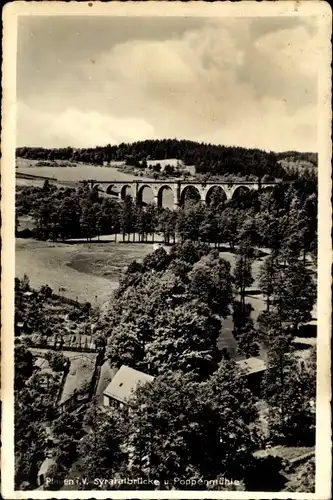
xmin=35 ymin=357 xmax=50 ymax=370
xmin=293 ymin=337 xmax=316 ymax=347
xmin=38 ymin=457 xmax=56 ymax=477
xmin=103 ymin=365 xmax=154 ymax=404
xmin=236 ymin=357 xmax=267 ymax=375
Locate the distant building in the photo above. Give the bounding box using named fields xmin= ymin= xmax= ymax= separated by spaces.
xmin=103 ymin=365 xmax=154 ymax=409
xmin=146 ymin=158 xmax=183 ymax=170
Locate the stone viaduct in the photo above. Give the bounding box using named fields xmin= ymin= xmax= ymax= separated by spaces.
xmin=86 ymin=180 xmax=278 ymax=210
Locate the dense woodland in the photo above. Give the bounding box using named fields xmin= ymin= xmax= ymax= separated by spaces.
xmin=15 ymin=233 xmax=316 ymax=490
xmin=16 ymin=139 xmax=317 ymax=179
xmin=15 ymin=156 xmax=317 ymax=491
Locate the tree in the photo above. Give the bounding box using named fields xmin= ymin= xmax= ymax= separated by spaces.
xmin=58 ymin=197 xmax=80 ymax=240
xmin=52 ymin=413 xmax=85 ymax=441
xmin=121 ymin=365 xmax=258 ymax=488
xmin=258 ymin=255 xmax=280 ymax=312
xmin=232 ymin=301 xmax=260 ymax=357
xmin=169 ymin=240 xmax=211 ymax=266
xmin=39 ymin=284 xmax=53 ymax=300
xmin=76 ymin=408 xmax=125 ymax=486
xmin=15 ymin=373 xmax=56 ymax=489
xmin=188 ymin=251 xmax=233 ymax=318
xmin=176 ymin=202 xmax=204 ymax=242
xmin=142 ymin=246 xmax=170 ymax=273
xmin=120 ymin=195 xmax=136 ymax=241
xmin=15 ymin=345 xmax=34 ymax=390
xmin=107 ymin=323 xmax=146 ymax=371
xmin=44 ymin=351 xmax=68 ymax=372
xmin=159 ymin=209 xmax=177 ymax=245
xmin=262 ymin=335 xmax=315 ymax=446
xmin=199 ymin=209 xmax=218 ymax=246
xmin=274 ymin=259 xmax=316 ymax=331
xmin=218 ymin=208 xmax=241 ymax=251
xmin=234 ymin=250 xmax=254 ymax=312
xmin=104 ymin=242 xmax=232 ymax=379
xmin=152 ymin=163 xmax=161 ymax=173
xmin=164 ymin=164 xmax=174 ymax=176
xmin=146 ymin=302 xmax=222 ymax=379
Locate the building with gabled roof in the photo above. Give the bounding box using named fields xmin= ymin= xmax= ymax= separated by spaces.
xmin=103 ymin=365 xmax=154 ymax=409
xmin=236 ymin=357 xmax=267 ymax=376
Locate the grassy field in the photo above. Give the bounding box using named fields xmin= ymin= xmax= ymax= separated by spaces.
xmin=16 ymin=237 xmax=316 ymax=349
xmin=16 ymin=157 xmax=152 ymax=183
xmin=16 ymin=157 xmax=175 ymax=207
xmin=16 ymin=238 xmax=157 ymax=305
xmin=16 ymin=236 xmax=270 ymax=314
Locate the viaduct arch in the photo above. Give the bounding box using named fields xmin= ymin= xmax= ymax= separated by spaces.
xmin=88 ymin=179 xmax=279 ymax=210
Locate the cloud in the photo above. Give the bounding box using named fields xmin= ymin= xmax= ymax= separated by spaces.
xmin=254 ymin=26 xmax=319 ymax=78
xmin=17 ymin=103 xmax=155 ymax=148
xmin=17 ymin=17 xmax=319 ymax=152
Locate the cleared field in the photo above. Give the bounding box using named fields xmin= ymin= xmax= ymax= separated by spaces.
xmin=16 ymin=238 xmax=156 ymax=305
xmin=16 ymin=158 xmax=176 ymax=207
xmin=16 ymin=238 xmax=316 ymax=343
xmin=16 ymin=157 xmax=152 ymax=183
xmin=16 ymin=236 xmax=269 ymax=313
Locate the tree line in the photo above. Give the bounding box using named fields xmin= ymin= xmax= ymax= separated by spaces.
xmin=17 ymin=139 xmax=317 ymax=179
xmin=16 ymin=172 xmax=317 ymax=263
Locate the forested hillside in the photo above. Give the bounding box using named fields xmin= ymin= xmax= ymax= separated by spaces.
xmin=16 ymin=139 xmax=317 ymax=180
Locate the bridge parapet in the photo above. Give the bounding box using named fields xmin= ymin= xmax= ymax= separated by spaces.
xmin=88 ymin=179 xmax=279 ymax=208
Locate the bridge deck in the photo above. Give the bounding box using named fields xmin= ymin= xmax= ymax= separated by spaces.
xmin=16 ymin=172 xmax=280 ymax=186
xmin=83 ymin=179 xmax=279 ymax=185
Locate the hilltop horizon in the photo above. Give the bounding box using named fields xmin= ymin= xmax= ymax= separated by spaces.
xmin=16 ymin=138 xmax=318 ymax=180
xmin=16 ymin=138 xmax=317 ymax=157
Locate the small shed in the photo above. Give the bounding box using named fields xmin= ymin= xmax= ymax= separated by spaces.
xmin=103 ymin=365 xmax=154 ymax=409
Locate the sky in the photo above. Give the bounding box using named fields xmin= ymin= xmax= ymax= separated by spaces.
xmin=17 ymin=15 xmax=320 ymax=152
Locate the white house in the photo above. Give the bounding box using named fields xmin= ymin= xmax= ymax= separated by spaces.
xmin=103 ymin=365 xmax=154 ymax=409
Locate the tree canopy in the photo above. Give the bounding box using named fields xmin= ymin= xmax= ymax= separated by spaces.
xmin=104 ymin=242 xmax=233 ymax=380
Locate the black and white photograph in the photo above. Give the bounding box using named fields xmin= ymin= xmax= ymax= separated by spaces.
xmin=1 ymin=2 xmax=331 ymax=498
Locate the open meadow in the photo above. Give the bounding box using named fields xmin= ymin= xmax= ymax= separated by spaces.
xmin=16 ymin=157 xmax=153 ymax=183
xmin=16 ymin=238 xmax=157 ymax=306
xmin=16 ymin=157 xmax=175 ymax=207
xmin=16 ymin=236 xmax=270 ymax=317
